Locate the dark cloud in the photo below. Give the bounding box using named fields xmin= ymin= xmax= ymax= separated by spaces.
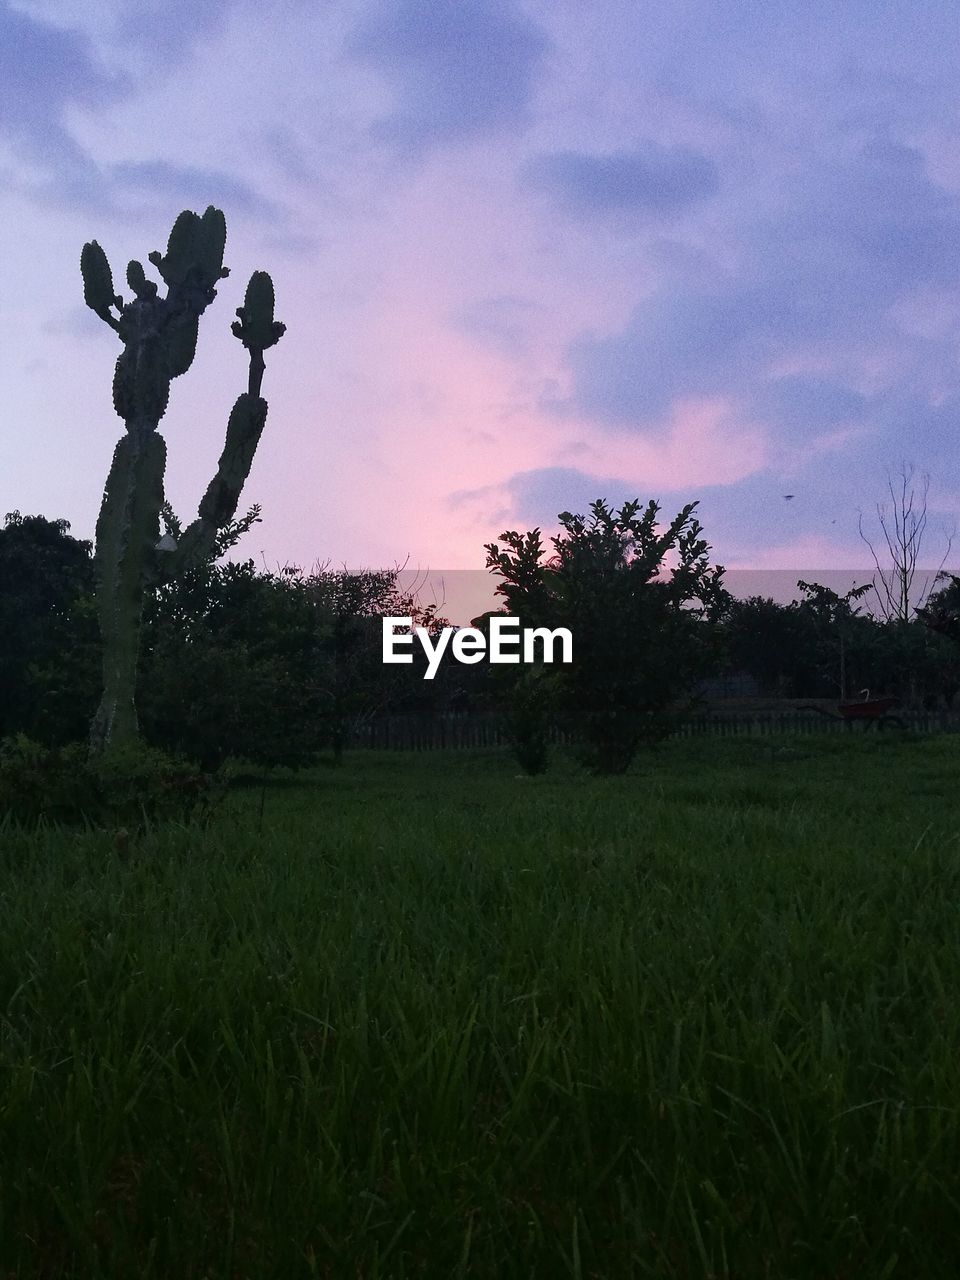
xmin=0 ymin=3 xmax=288 ymax=223
xmin=0 ymin=3 xmax=281 ymax=222
xmin=40 ymin=306 xmax=104 ymax=340
xmin=690 ymin=470 xmax=859 ymax=550
xmin=559 ymin=135 xmax=960 ymax=453
xmin=259 ymin=230 xmax=323 ymax=259
xmin=564 ymin=287 xmax=753 ymax=423
xmin=865 ymin=391 xmax=960 ymax=482
xmin=750 ymin=378 xmax=868 ymax=436
xmin=18 ymin=153 xmax=282 ymax=223
xmin=503 ymin=466 xmax=645 ymax=525
xmin=491 ymin=458 xmax=902 ymax=552
xmin=0 ymin=3 xmax=122 ymax=120
xmin=0 ymin=2 xmax=126 ymax=181
xmin=486 ymin=462 xmax=934 ymax=585
xmin=350 ymin=0 xmax=548 ymax=149
xmin=450 ymin=464 xmax=647 ymax=540
xmin=524 ymin=143 xmax=719 ymax=219
xmin=768 ymin=139 xmax=960 ymax=304
xmin=614 ymin=0 xmax=960 ymax=111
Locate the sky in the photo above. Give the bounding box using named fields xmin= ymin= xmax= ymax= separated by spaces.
xmin=3 ymin=0 xmax=960 ymax=620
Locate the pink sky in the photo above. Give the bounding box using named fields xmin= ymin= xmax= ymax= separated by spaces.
xmin=3 ymin=0 xmax=959 ymax=617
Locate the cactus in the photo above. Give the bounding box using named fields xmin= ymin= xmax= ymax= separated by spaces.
xmin=82 ymin=207 xmax=285 ymax=752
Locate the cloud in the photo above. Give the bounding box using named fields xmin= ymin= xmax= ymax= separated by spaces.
xmin=524 ymin=142 xmax=719 ymax=220
xmin=109 ymin=160 xmax=279 ymax=219
xmin=563 ymin=288 xmax=752 ymax=424
xmin=0 ymin=3 xmax=291 ymax=222
xmin=557 ymin=134 xmax=960 ymax=463
xmin=750 ymin=377 xmax=868 ymax=437
xmin=0 ymin=2 xmax=126 ymax=181
xmin=506 ymin=466 xmax=652 ymax=524
xmin=350 ymin=0 xmax=548 ymax=150
xmin=40 ymin=305 xmax=105 ymax=340
xmin=13 ymin=152 xmax=281 ymax=222
xmin=450 ymin=465 xmax=639 ymax=537
xmin=114 ymin=0 xmax=232 ymax=65
xmin=449 ymin=388 xmax=768 ymax=540
xmin=451 ymin=294 xmax=540 ymax=355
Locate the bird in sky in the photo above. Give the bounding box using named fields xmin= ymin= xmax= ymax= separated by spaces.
xmin=783 ymin=494 xmax=794 ymax=501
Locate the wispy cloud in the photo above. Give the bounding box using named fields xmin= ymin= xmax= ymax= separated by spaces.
xmin=451 ymin=294 xmax=541 ymax=356
xmin=0 ymin=2 xmax=126 ymax=191
xmin=109 ymin=160 xmax=279 ymax=218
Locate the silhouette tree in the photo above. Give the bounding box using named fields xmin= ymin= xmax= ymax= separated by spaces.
xmin=486 ymin=498 xmax=727 ymax=774
xmin=858 ymin=463 xmax=954 ymax=623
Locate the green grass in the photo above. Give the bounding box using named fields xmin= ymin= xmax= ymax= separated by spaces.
xmin=2 ymin=733 xmax=960 ymax=1277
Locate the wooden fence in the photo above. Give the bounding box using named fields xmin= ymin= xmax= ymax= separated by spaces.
xmin=347 ymin=710 xmax=960 ymax=752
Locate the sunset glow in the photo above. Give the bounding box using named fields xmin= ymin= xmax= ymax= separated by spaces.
xmin=4 ymin=0 xmax=959 ymax=598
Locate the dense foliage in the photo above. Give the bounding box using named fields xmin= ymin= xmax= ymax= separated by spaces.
xmin=3 ymin=503 xmax=959 ymax=785
xmin=0 ymin=734 xmax=220 ymax=829
xmin=718 ymin=579 xmax=960 ymax=707
xmin=485 ymin=498 xmax=728 ymax=774
xmin=0 ymin=512 xmax=99 ymax=744
xmin=0 ymin=511 xmax=468 ymax=775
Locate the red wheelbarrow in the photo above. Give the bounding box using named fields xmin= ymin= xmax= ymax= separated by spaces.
xmin=837 ymin=695 xmax=900 ymax=722
xmin=800 ymin=693 xmax=904 ymax=730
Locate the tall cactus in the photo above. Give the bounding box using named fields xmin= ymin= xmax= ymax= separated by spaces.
xmin=81 ymin=207 xmax=285 ymax=752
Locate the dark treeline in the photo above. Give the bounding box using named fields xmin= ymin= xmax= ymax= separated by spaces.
xmin=4 ymin=503 xmax=960 ymax=777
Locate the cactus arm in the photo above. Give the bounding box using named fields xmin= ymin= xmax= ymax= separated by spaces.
xmin=126 ymin=260 xmax=158 ymax=300
xmin=232 ymin=270 xmax=286 ymax=396
xmin=169 ymin=270 xmax=285 ymax=573
xmin=150 ymin=206 xmax=228 ymax=302
xmin=171 ymin=393 xmax=269 ymax=568
xmin=81 ymin=241 xmax=123 ymax=332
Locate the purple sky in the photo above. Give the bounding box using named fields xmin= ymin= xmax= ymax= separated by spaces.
xmin=3 ymin=0 xmax=960 ymax=620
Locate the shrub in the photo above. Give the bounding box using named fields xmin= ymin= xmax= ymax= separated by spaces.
xmin=503 ymin=668 xmax=556 ymax=775
xmin=485 ymin=498 xmax=727 ymax=775
xmin=0 ymin=735 xmax=223 ymax=830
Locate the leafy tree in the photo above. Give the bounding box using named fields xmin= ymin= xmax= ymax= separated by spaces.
xmin=0 ymin=512 xmax=99 ymax=744
xmin=467 ymin=609 xmax=558 ymax=773
xmin=909 ymin=574 xmax=960 ymax=708
xmin=917 ymin=572 xmax=960 ymax=644
xmin=718 ymin=595 xmax=819 ymax=697
xmin=138 ymin=559 xmax=323 ymax=769
xmin=795 ymin=580 xmax=877 ymax=700
xmin=872 ymin=619 xmax=960 ymax=710
xmin=485 ymin=498 xmax=727 ymax=775
xmin=139 ymin=557 xmax=456 ymax=768
xmin=0 ymin=504 xmax=469 ymax=766
xmin=304 ymin=566 xmax=449 ymax=761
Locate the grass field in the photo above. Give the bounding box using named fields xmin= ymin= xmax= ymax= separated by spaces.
xmin=1 ymin=734 xmax=959 ymax=1278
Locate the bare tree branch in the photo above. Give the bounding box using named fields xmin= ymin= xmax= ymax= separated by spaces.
xmin=858 ymin=463 xmax=948 ymax=622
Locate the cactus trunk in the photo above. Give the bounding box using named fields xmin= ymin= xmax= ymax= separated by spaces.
xmin=90 ymin=428 xmax=166 ymax=751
